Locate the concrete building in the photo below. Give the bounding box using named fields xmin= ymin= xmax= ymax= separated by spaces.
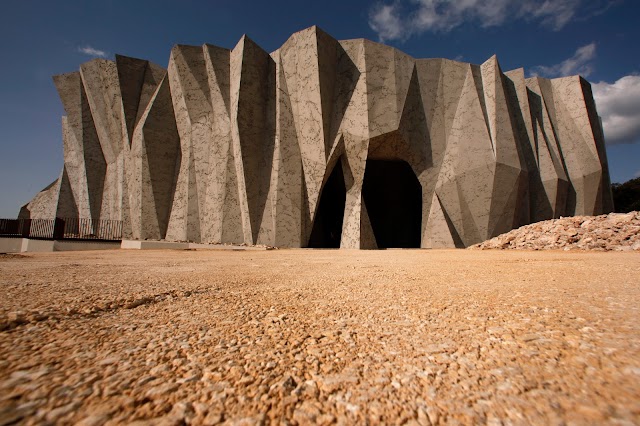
xmin=20 ymin=26 xmax=613 ymax=248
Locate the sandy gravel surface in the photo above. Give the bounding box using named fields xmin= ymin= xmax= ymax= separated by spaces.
xmin=0 ymin=249 xmax=639 ymax=425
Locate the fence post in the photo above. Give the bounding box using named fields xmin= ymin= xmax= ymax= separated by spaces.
xmin=53 ymin=218 xmax=65 ymax=240
xmin=20 ymin=219 xmax=32 ymax=238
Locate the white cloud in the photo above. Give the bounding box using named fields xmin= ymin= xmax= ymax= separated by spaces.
xmin=369 ymin=2 xmax=406 ymax=42
xmin=518 ymin=0 xmax=582 ymax=31
xmin=78 ymin=45 xmax=108 ymax=58
xmin=369 ymin=0 xmax=606 ymax=42
xmin=531 ymin=42 xmax=596 ymax=78
xmin=592 ymin=74 xmax=640 ymax=145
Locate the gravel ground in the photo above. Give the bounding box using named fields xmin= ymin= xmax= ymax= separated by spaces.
xmin=0 ymin=249 xmax=639 ymax=425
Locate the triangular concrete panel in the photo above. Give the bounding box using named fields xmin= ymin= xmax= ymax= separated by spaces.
xmin=115 ymin=55 xmax=148 ymax=144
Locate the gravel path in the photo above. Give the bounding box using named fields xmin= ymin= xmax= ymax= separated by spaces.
xmin=0 ymin=249 xmax=639 ymax=425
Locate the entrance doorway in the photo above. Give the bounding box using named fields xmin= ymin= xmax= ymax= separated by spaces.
xmin=307 ymin=161 xmax=346 ymax=248
xmin=362 ymin=160 xmax=422 ymax=248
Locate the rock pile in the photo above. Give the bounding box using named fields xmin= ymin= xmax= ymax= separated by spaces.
xmin=471 ymin=211 xmax=640 ymax=251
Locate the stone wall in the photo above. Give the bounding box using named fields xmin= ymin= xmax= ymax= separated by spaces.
xmin=20 ymin=26 xmax=613 ymax=248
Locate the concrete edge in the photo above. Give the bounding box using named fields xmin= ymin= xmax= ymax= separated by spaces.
xmin=121 ymin=240 xmax=269 ymax=251
xmin=0 ymin=238 xmax=121 ymax=253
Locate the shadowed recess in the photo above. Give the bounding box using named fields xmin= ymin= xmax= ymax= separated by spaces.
xmin=363 ymin=160 xmax=422 ymax=248
xmin=307 ymin=160 xmax=346 ymax=248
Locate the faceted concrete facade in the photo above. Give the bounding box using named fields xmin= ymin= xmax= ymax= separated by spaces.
xmin=20 ymin=26 xmax=613 ymax=248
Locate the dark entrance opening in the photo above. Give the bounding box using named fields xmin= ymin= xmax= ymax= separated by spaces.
xmin=307 ymin=160 xmax=346 ymax=248
xmin=362 ymin=160 xmax=422 ymax=248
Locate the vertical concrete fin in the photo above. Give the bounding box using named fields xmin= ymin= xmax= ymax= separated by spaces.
xmin=141 ymin=76 xmax=181 ymax=239
xmin=115 ymin=54 xmax=148 ymax=143
xmin=233 ymin=36 xmax=276 ymax=244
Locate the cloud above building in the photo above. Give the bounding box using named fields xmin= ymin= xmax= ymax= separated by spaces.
xmin=593 ymin=74 xmax=640 ymax=145
xmin=78 ymin=45 xmax=108 ymax=58
xmin=530 ymin=43 xmax=597 ymax=78
xmin=369 ymin=0 xmax=614 ymax=42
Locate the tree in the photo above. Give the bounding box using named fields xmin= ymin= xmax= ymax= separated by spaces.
xmin=612 ymin=177 xmax=640 ymax=213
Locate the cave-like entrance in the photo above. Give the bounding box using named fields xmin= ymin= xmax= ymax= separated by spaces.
xmin=362 ymin=160 xmax=422 ymax=248
xmin=307 ymin=160 xmax=346 ymax=248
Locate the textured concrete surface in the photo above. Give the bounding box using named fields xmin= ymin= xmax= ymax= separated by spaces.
xmin=120 ymin=240 xmax=268 ymax=251
xmin=0 ymin=238 xmax=23 ymax=253
xmin=20 ymin=26 xmax=613 ymax=248
xmin=0 ymin=249 xmax=638 ymax=424
xmin=0 ymin=238 xmax=120 ymax=253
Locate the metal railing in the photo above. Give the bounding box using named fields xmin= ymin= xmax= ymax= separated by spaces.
xmin=0 ymin=218 xmax=123 ymax=241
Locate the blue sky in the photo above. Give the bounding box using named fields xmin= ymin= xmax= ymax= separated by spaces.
xmin=0 ymin=0 xmax=639 ymax=217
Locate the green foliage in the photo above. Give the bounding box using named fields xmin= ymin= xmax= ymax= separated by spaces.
xmin=612 ymin=177 xmax=640 ymax=212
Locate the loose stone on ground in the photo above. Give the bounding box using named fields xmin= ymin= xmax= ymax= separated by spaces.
xmin=471 ymin=211 xmax=640 ymax=251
